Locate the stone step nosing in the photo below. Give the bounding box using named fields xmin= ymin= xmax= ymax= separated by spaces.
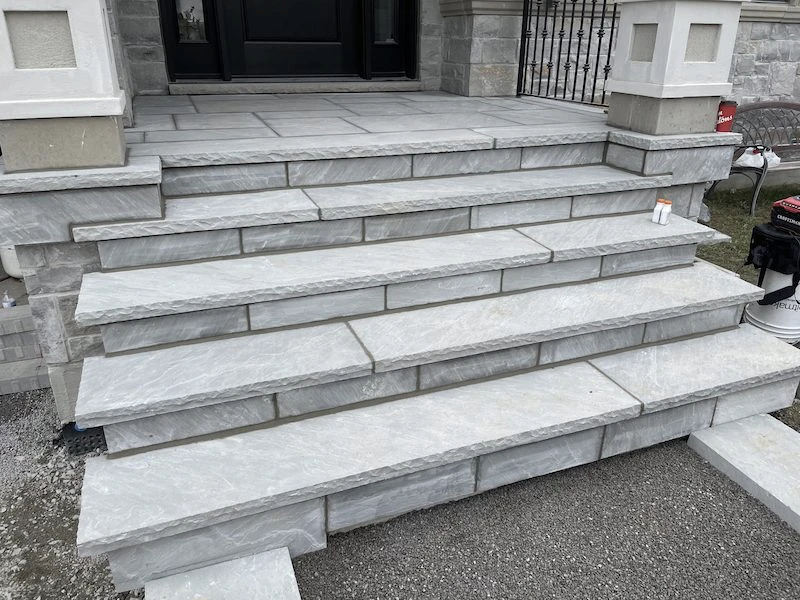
xmin=76 ymin=326 xmax=800 ymax=556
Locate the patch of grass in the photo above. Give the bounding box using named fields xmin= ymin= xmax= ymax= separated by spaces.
xmin=696 ymin=185 xmax=800 ymax=285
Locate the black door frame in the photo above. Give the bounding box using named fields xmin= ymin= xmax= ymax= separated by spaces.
xmin=159 ymin=0 xmax=418 ymax=82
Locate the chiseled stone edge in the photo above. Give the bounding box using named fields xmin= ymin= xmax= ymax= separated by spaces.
xmin=608 ymin=130 xmax=742 ymax=151
xmin=0 ymin=156 xmax=162 ymax=195
xmin=473 ymin=123 xmax=611 ymax=148
xmin=129 ymin=130 xmax=496 ymax=167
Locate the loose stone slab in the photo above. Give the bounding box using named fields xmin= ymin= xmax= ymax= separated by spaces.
xmin=72 ymin=189 xmax=319 ymax=241
xmin=517 ymin=213 xmax=715 ymax=261
xmin=712 ymin=378 xmax=800 ymax=426
xmin=129 ymin=129 xmax=495 ymax=167
xmin=689 ymin=414 xmax=800 ymax=534
xmin=77 ymin=362 xmax=640 ymax=554
xmin=307 ymin=165 xmax=672 ymax=219
xmin=350 ymin=262 xmax=762 ymax=372
xmin=144 ymin=547 xmax=301 ymax=600
xmin=75 ymin=323 xmax=372 ymax=427
xmin=590 ymin=325 xmax=800 ymax=414
xmin=0 ymin=156 xmax=161 ymax=195
xmin=75 ymin=230 xmax=550 ymax=325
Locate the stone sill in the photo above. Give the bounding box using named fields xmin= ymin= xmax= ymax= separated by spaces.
xmin=740 ymin=2 xmax=800 ymax=23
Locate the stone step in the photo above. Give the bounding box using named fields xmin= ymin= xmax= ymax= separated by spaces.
xmin=689 ymin=414 xmax=800 ymax=534
xmin=0 ymin=357 xmax=50 ymax=395
xmin=76 ymin=262 xmax=759 ymax=447
xmin=77 ymin=325 xmax=800 ymax=590
xmin=144 ymin=547 xmax=301 ymax=600
xmin=75 ymin=214 xmax=714 ymax=334
xmin=71 ymin=164 xmax=670 ymax=245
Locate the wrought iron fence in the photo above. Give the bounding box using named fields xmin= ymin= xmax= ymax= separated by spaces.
xmin=517 ymin=0 xmax=618 ymax=106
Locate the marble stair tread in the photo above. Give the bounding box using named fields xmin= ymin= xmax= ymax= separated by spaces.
xmin=590 ymin=324 xmax=800 ymax=413
xmin=144 ymin=547 xmax=302 ymax=600
xmin=305 ymin=165 xmax=673 ymax=219
xmin=517 ymin=213 xmax=716 ymax=260
xmin=689 ymin=414 xmax=800 ymax=534
xmin=74 ymin=230 xmax=551 ymax=326
xmin=75 ymin=323 xmax=372 ymax=427
xmin=349 ymin=261 xmax=762 ymax=372
xmin=77 ymin=361 xmax=642 ymax=554
xmin=72 ymin=189 xmax=320 ymax=241
xmin=128 ymin=129 xmax=496 ymax=167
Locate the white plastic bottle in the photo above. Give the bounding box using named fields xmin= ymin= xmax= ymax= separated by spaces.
xmin=2 ymin=290 xmax=16 ymax=308
xmin=652 ymin=198 xmax=666 ymax=223
xmin=658 ymin=200 xmax=672 ymax=225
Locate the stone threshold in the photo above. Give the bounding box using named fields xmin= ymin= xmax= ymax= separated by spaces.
xmin=76 ymin=325 xmax=800 ymax=562
xmin=168 ymin=79 xmax=425 ymax=95
xmin=73 ymin=262 xmax=759 ymax=429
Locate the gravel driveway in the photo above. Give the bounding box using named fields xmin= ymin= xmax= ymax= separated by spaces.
xmin=2 ymin=389 xmax=799 ymax=600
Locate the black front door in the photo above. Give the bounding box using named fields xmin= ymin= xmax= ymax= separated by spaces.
xmin=159 ymin=1 xmax=417 ymax=81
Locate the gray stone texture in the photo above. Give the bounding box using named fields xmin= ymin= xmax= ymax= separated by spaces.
xmin=277 ymin=369 xmax=417 ymax=418
xmin=77 ymin=362 xmax=639 ymax=556
xmin=349 ymin=263 xmax=761 ymax=372
xmin=643 ymin=305 xmax=742 ymax=344
xmin=22 ymin=242 xmax=101 ymax=296
xmin=242 ymin=219 xmax=363 ymax=253
xmin=0 ymin=116 xmax=126 ymax=173
xmin=601 ymin=399 xmax=716 ymax=458
xmin=413 ymin=149 xmax=521 ymax=177
xmin=470 ymin=198 xmax=572 ymax=228
xmin=731 ymin=21 xmax=800 ymax=103
xmin=114 ymin=0 xmax=169 ymax=94
xmin=419 ymin=344 xmax=540 ymax=390
xmin=571 ymin=189 xmax=657 ymax=218
xmin=643 ymin=146 xmax=734 ymax=185
xmin=600 ymin=245 xmax=698 ymax=277
xmin=539 ymin=325 xmax=645 ymax=365
xmin=502 ymin=257 xmax=602 ymax=292
xmin=75 ymin=230 xmax=550 ymax=326
xmin=712 ymin=378 xmax=800 ymax=426
xmin=101 ymin=307 xmax=249 ymax=353
xmin=106 ymin=499 xmax=326 ymax=590
xmin=144 ymin=547 xmax=302 ymax=600
xmin=77 ymin=323 xmax=372 ymax=426
xmin=387 ymin=271 xmax=501 ymax=308
xmin=327 ymin=461 xmax=475 ymax=533
xmin=249 ymin=288 xmax=385 ymax=330
xmin=288 ymin=156 xmax=411 ymax=186
xmin=98 ymin=231 xmax=241 ymax=269
xmin=365 ymin=208 xmax=471 ymax=241
xmin=520 ymin=143 xmax=605 ymax=169
xmin=605 ymin=144 xmax=646 ymax=172
xmin=689 ymin=415 xmax=800 ymax=534
xmin=590 ymin=325 xmax=800 ymax=414
xmin=104 ymin=395 xmax=277 ymax=453
xmin=477 ymin=428 xmax=603 ymax=492
xmin=48 ymin=361 xmax=83 ymax=423
xmin=0 ymin=185 xmax=162 ymax=245
xmin=607 ymin=94 xmax=719 ymax=135
xmin=0 ymin=358 xmax=49 ymax=395
xmin=161 ymin=164 xmax=288 ymax=197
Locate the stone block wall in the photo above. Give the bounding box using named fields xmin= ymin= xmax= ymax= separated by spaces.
xmin=16 ymin=243 xmax=104 ymax=421
xmin=111 ymin=0 xmax=170 ymax=95
xmin=420 ymin=0 xmax=445 ymax=90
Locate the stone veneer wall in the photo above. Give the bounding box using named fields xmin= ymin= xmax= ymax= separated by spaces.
xmin=730 ymin=4 xmax=800 ymax=103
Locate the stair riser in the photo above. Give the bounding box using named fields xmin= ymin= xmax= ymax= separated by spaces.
xmin=103 ymin=375 xmax=797 ymax=590
xmin=102 ymin=303 xmax=743 ymax=453
xmin=159 ymin=143 xmax=607 ymax=198
xmin=99 ymin=245 xmax=699 ymax=355
xmin=94 ymin=189 xmax=660 ymax=271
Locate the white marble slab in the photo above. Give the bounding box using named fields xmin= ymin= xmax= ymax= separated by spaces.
xmin=0 ymin=156 xmax=161 ymax=195
xmin=590 ymin=325 xmax=800 ymax=413
xmin=74 ymin=230 xmax=550 ymax=325
xmin=128 ymin=129 xmax=495 ymax=167
xmin=517 ymin=213 xmax=715 ymax=261
xmin=77 ymin=362 xmax=640 ymax=554
xmin=72 ymin=189 xmax=318 ymax=241
xmin=307 ymin=165 xmax=673 ymax=219
xmin=689 ymin=414 xmax=800 ymax=534
xmin=350 ymin=262 xmax=762 ymax=372
xmin=145 ymin=547 xmax=301 ymax=600
xmin=75 ymin=323 xmax=372 ymax=427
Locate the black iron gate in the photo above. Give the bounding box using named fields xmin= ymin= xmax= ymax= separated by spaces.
xmin=517 ymin=0 xmax=618 ymax=105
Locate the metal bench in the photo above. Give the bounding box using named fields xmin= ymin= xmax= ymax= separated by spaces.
xmin=706 ymin=101 xmax=800 ymax=215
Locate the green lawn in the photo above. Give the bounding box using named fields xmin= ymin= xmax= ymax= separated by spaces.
xmin=697 ymin=184 xmax=800 ymax=430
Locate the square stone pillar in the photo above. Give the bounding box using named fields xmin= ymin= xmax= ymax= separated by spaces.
xmin=606 ymin=0 xmax=747 ymax=134
xmin=440 ymin=0 xmax=524 ymax=96
xmin=0 ymin=0 xmax=127 ymax=172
